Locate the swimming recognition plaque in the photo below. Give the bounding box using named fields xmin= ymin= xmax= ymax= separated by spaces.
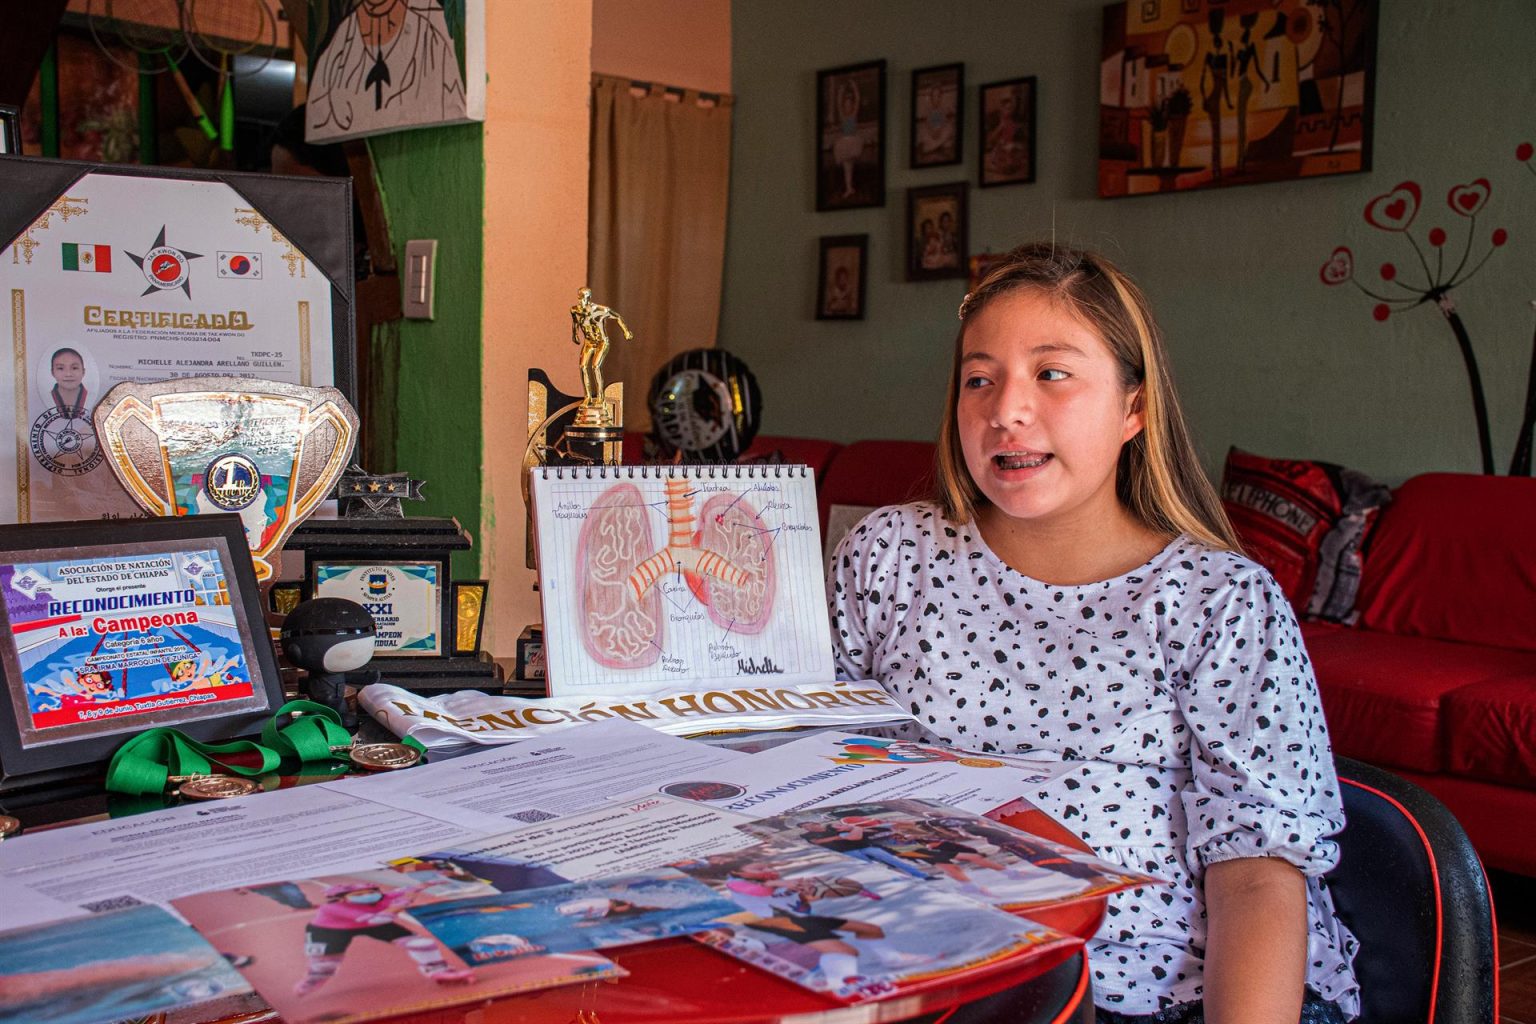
xmin=93 ymin=376 xmax=358 ymax=581
xmin=0 ymin=514 xmax=284 ymax=788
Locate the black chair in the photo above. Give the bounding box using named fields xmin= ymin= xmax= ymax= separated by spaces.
xmin=1327 ymin=757 xmax=1497 ymax=1024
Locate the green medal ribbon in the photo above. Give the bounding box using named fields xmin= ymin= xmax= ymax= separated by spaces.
xmin=261 ymin=699 xmax=354 ymax=762
xmin=106 ymin=699 xmax=428 ymax=796
xmin=106 ymin=728 xmax=279 ymax=797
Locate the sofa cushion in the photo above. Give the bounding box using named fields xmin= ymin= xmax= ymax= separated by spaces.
xmin=1444 ymin=677 xmax=1536 ymax=786
xmin=1301 ymin=622 xmax=1536 ymax=774
xmin=1356 ymin=473 xmax=1536 ymax=652
xmin=1220 ymin=448 xmax=1390 ymax=623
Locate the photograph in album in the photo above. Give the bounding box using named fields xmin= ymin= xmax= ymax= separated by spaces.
xmin=529 ymin=465 xmax=834 ymax=696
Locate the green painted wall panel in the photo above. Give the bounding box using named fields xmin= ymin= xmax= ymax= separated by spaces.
xmin=369 ymin=122 xmax=484 ymax=575
xmin=722 ymin=0 xmax=1536 ymax=484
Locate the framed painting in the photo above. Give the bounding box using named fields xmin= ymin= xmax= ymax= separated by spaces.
xmin=306 ymin=0 xmax=487 ymax=142
xmin=911 ymin=63 xmax=963 ymax=168
xmin=1098 ymin=0 xmax=1378 ymax=197
xmin=906 ymin=183 xmax=968 ymax=282
xmin=816 ymin=234 xmax=868 ymax=320
xmin=816 ymin=60 xmax=886 ymax=211
xmin=979 ymin=77 xmax=1036 ymax=187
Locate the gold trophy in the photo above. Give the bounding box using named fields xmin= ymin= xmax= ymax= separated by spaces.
xmin=567 ymin=286 xmax=631 ymax=447
xmin=522 ymin=287 xmax=629 ymax=568
xmin=93 ymin=376 xmax=358 ymax=581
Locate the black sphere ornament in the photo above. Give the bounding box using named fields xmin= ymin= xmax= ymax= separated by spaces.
xmin=279 ymin=598 xmax=376 ymax=730
xmin=646 ymin=348 xmax=762 ymax=462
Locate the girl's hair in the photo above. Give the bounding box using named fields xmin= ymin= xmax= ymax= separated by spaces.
xmin=935 ymin=240 xmax=1239 ymax=551
xmin=50 ymin=347 xmax=83 ymax=365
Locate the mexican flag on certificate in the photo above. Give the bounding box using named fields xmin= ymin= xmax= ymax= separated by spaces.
xmin=61 ymin=242 xmax=111 ymax=272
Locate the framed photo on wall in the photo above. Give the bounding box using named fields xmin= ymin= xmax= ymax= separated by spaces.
xmin=906 ymin=183 xmax=968 ymax=281
xmin=910 ymin=63 xmax=963 ymax=168
xmin=0 ymin=514 xmax=285 ymax=788
xmin=816 ymin=234 xmax=868 ymax=320
xmin=979 ymin=76 xmax=1037 ymax=187
xmin=816 ymin=60 xmax=886 ymax=211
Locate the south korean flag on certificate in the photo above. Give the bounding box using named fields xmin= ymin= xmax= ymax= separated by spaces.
xmin=217 ymin=251 xmax=263 ymax=279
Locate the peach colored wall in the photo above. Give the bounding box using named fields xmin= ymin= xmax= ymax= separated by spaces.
xmin=591 ymin=0 xmax=731 ymax=94
xmin=481 ymin=0 xmax=594 ymax=647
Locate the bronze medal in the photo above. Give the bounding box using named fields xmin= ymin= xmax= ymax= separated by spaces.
xmin=178 ymin=776 xmax=260 ymax=800
xmin=348 ymin=742 xmax=421 ymax=771
xmin=0 ymin=814 xmax=21 ymax=840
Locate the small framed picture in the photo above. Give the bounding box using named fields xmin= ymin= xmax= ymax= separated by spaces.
xmin=0 ymin=514 xmax=285 ymax=788
xmin=910 ymin=63 xmax=963 ymax=168
xmin=452 ymin=579 xmax=489 ymax=656
xmin=0 ymin=105 xmax=18 ymax=155
xmin=906 ymin=183 xmax=968 ymax=281
xmin=816 ymin=60 xmax=886 ymax=211
xmin=979 ymin=76 xmax=1037 ymax=187
xmin=969 ymin=252 xmax=1008 ymax=292
xmin=816 ymin=234 xmax=868 ymax=320
xmin=312 ymin=560 xmax=447 ymax=657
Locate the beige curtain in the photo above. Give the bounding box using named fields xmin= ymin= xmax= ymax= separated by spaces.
xmin=588 ymin=73 xmax=734 ymax=432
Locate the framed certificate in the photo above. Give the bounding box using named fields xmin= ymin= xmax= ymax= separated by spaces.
xmin=312 ymin=560 xmax=445 ymax=657
xmin=0 ymin=155 xmax=356 ymax=526
xmin=0 ymin=514 xmax=284 ymax=788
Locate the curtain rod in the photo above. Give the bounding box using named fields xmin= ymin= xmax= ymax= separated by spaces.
xmin=592 ymin=72 xmax=730 ymax=108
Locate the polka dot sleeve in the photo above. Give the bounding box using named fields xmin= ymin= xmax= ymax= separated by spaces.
xmin=1173 ymin=566 xmax=1345 ymax=876
xmin=827 ymin=507 xmax=901 ymax=683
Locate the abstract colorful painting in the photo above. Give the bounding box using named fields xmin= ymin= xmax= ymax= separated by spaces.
xmin=1098 ymin=0 xmax=1377 ymax=197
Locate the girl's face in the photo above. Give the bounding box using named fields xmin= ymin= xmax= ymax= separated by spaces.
xmin=957 ymin=289 xmax=1142 ymax=531
xmin=52 ymin=353 xmax=83 ymax=387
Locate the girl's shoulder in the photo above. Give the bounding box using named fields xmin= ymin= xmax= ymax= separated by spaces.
xmin=836 ymin=500 xmax=952 ymax=550
xmin=1144 ymin=537 xmax=1293 ymax=615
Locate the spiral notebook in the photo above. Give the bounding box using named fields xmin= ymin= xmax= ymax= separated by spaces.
xmin=529 ymin=464 xmax=835 ymax=696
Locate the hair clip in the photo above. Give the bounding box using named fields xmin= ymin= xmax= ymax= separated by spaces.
xmin=957 ymin=293 xmax=972 ymax=321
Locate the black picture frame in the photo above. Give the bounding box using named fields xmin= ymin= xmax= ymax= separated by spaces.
xmin=0 ymin=105 xmax=19 ymax=156
xmin=906 ymin=182 xmax=969 ymax=281
xmin=979 ymin=76 xmax=1037 ymax=187
xmin=0 ymin=154 xmax=357 ymax=402
xmin=910 ymin=63 xmax=964 ymax=168
xmin=816 ymin=59 xmax=886 ymax=211
xmin=0 ymin=514 xmax=285 ymax=790
xmin=816 ymin=234 xmax=868 ymax=320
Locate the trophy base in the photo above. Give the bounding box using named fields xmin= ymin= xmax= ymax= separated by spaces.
xmin=345 ymin=652 xmax=504 ymax=696
xmin=563 ymin=424 xmax=624 ymax=466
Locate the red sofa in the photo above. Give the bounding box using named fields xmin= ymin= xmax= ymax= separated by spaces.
xmin=1299 ymin=473 xmax=1536 ymax=877
xmin=625 ymin=435 xmax=1536 ymax=875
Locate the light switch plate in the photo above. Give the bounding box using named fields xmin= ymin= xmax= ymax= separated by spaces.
xmin=403 ymin=239 xmax=437 ymax=320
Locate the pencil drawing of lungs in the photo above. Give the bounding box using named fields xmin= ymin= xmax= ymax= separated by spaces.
xmin=578 ymin=483 xmax=662 ymax=669
xmin=697 ymin=492 xmax=776 ymax=633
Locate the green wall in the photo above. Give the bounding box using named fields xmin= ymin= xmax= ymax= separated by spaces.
xmin=722 ymin=0 xmax=1536 ymax=484
xmin=369 ymin=123 xmax=484 ymax=574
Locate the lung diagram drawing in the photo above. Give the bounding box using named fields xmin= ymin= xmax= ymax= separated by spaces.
xmin=577 ymin=478 xmax=776 ymax=670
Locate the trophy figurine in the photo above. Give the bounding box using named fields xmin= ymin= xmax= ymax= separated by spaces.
xmin=570 ymin=287 xmax=632 ymax=431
